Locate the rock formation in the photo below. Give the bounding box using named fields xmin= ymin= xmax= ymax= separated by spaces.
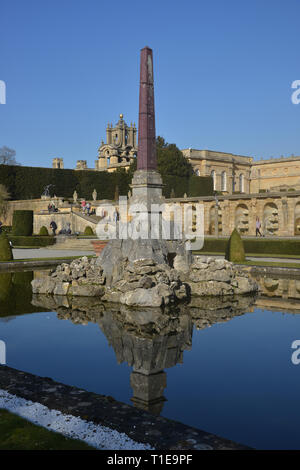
xmin=31 ymin=255 xmax=259 ymax=306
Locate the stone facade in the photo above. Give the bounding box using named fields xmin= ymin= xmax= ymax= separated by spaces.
xmin=75 ymin=160 xmax=88 ymax=170
xmin=173 ymin=191 xmax=300 ymax=237
xmin=182 ymin=148 xmax=300 ymax=195
xmin=4 ymin=190 xmax=300 ymax=238
xmin=51 ymin=116 xmax=299 ymax=189
xmin=182 ymin=149 xmax=252 ymax=194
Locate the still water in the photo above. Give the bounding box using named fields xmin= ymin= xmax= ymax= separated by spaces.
xmin=1 ymin=270 xmax=300 ymax=449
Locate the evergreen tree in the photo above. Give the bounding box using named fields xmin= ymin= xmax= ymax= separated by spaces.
xmin=128 ymin=136 xmax=193 ymax=179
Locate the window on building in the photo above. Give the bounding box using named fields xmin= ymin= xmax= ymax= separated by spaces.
xmin=221 ymin=171 xmax=227 ymax=191
xmin=239 ymin=173 xmax=244 ymax=193
xmin=211 ymin=170 xmax=216 ymax=191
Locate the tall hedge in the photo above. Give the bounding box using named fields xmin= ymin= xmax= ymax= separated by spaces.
xmin=225 ymin=229 xmax=245 ymax=262
xmin=8 ymin=235 xmax=55 ymax=247
xmin=12 ymin=210 xmax=33 ymax=236
xmin=0 ymin=164 xmax=213 ymax=200
xmin=196 ymin=237 xmax=300 ymax=255
xmin=0 ymin=232 xmax=13 ymax=261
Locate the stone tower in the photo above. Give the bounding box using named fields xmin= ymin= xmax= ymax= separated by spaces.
xmin=75 ymin=160 xmax=88 ymax=170
xmin=96 ymin=114 xmax=137 ymax=171
xmin=52 ymin=157 xmax=64 ymax=169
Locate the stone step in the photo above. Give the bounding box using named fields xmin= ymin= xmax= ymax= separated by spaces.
xmin=91 ymin=240 xmax=108 ymax=256
xmin=46 ymin=238 xmax=96 ymax=251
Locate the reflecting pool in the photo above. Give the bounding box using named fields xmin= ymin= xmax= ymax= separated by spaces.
xmin=1 ymin=270 xmax=300 ymax=449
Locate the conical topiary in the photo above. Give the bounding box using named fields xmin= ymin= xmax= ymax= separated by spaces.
xmin=225 ymin=228 xmax=245 ymax=262
xmin=84 ymin=226 xmax=94 ymax=235
xmin=0 ymin=233 xmax=13 ymax=261
xmin=39 ymin=226 xmax=49 ymax=236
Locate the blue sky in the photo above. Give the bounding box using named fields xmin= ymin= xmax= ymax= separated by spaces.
xmin=1 ymin=0 xmax=299 ymax=168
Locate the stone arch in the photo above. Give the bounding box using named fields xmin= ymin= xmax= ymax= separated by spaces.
xmin=209 ymin=203 xmax=222 ymax=234
xmin=263 ymin=202 xmax=279 ymax=235
xmin=294 ymin=202 xmax=300 ymax=235
xmin=235 ymin=203 xmax=249 ymax=234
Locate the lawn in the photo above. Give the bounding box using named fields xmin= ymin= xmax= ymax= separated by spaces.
xmin=0 ymin=409 xmax=95 ymax=450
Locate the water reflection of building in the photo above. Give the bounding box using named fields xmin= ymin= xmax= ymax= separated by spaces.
xmin=31 ymin=294 xmax=256 ymax=415
xmin=254 ymin=275 xmax=300 ymax=314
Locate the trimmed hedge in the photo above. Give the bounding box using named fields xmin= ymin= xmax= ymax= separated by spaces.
xmin=188 ymin=175 xmax=214 ymax=198
xmin=39 ymin=226 xmax=49 ymax=236
xmin=225 ymin=229 xmax=245 ymax=262
xmin=197 ymin=237 xmax=300 ymax=255
xmin=0 ymin=164 xmax=214 ymax=200
xmin=12 ymin=210 xmax=33 ymax=236
xmin=1 ymin=226 xmax=12 ymax=234
xmin=84 ymin=226 xmax=94 ymax=235
xmin=162 ymin=175 xmax=213 ymax=198
xmin=0 ymin=233 xmax=13 ymax=261
xmin=8 ymin=235 xmax=56 ymax=247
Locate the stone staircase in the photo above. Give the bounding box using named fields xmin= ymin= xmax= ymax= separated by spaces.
xmin=46 ymin=236 xmax=96 ymax=251
xmin=72 ymin=210 xmax=102 ymax=225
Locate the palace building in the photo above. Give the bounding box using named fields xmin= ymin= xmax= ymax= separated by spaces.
xmin=52 ymin=114 xmax=300 ymax=196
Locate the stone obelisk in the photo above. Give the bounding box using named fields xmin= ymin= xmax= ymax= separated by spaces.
xmin=98 ymin=47 xmax=181 ymax=282
xmin=130 ymin=46 xmax=164 ymax=208
xmin=137 ymin=46 xmax=157 ymax=171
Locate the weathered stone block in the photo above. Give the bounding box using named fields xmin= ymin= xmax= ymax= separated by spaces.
xmin=53 ymin=282 xmax=70 ymax=296
xmin=120 ymin=287 xmax=163 ymax=307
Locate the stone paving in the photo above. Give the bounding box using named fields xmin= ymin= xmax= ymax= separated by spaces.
xmin=0 ymin=365 xmax=250 ymax=450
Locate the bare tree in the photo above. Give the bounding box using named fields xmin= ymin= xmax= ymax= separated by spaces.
xmin=0 ymin=146 xmax=19 ymax=165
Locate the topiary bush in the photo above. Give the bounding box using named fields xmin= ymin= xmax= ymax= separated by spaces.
xmin=84 ymin=226 xmax=94 ymax=236
xmin=225 ymin=228 xmax=245 ymax=262
xmin=0 ymin=232 xmax=13 ymax=261
xmin=12 ymin=210 xmax=33 ymax=236
xmin=1 ymin=226 xmax=12 ymax=234
xmin=39 ymin=226 xmax=49 ymax=236
xmin=8 ymin=235 xmax=55 ymax=247
xmin=196 ymin=237 xmax=300 ymax=255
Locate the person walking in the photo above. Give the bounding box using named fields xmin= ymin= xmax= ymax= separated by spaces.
xmin=256 ymin=217 xmax=262 ymax=237
xmin=50 ymin=220 xmax=57 ymax=236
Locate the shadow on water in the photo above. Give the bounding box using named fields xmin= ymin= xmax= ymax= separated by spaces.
xmin=0 ymin=271 xmax=51 ymax=317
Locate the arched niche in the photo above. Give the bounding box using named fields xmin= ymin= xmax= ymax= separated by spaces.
xmin=294 ymin=202 xmax=300 ymax=235
xmin=263 ymin=202 xmax=279 ymax=235
xmin=209 ymin=204 xmax=222 ymax=235
xmin=235 ymin=203 xmax=249 ymax=234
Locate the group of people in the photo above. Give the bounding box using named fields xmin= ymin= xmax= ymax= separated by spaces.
xmin=80 ymin=200 xmax=95 ymax=216
xmin=49 ymin=220 xmax=72 ymax=236
xmin=48 ymin=202 xmax=58 ymax=213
